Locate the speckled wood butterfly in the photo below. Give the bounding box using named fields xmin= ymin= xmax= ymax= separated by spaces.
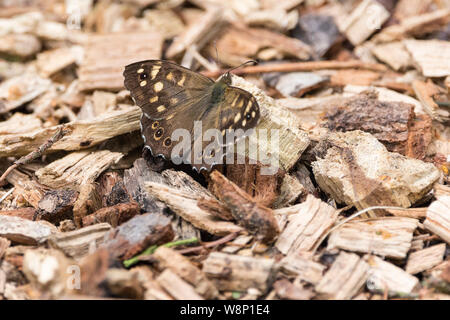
xmin=123 ymin=60 xmax=260 ymax=171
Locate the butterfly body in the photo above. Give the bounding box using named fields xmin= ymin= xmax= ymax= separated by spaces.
xmin=123 ymin=60 xmax=260 ymax=171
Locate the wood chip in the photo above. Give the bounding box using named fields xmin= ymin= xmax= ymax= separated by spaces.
xmin=48 ymin=223 xmax=112 ymax=260
xmin=101 ymin=213 xmax=174 ymax=260
xmin=209 ymin=171 xmax=279 ymax=243
xmin=0 ymin=215 xmax=58 ymax=245
xmin=203 ymin=252 xmax=276 ymax=293
xmin=36 ymin=150 xmax=123 ymax=190
xmin=145 ymin=181 xmax=242 ymax=236
xmin=0 ymin=72 xmax=51 ymax=114
xmin=405 ymin=243 xmax=446 ymax=274
xmin=279 ymin=253 xmax=325 ymax=285
xmin=35 ymin=189 xmax=78 ymax=224
xmin=156 ymin=269 xmax=204 ymax=300
xmin=327 ymin=217 xmax=419 ymax=259
xmin=404 ymin=39 xmax=450 ymax=77
xmin=275 ymin=195 xmax=339 ymax=254
xmin=339 ymin=0 xmax=390 ymax=46
xmin=424 ymin=196 xmax=450 ymax=244
xmin=312 ymin=131 xmax=440 ymax=214
xmin=82 ymin=202 xmax=140 ymax=228
xmin=365 ymin=255 xmax=419 ymax=295
xmin=167 ymin=7 xmax=225 ymax=59
xmin=154 ymin=247 xmax=218 ymax=299
xmin=371 ymin=41 xmax=412 ymax=71
xmin=0 ymin=208 xmax=36 ymax=220
xmin=0 ymin=106 xmax=141 ymax=158
xmin=316 ymin=251 xmax=369 ymax=300
xmin=78 ymin=32 xmax=163 ymax=91
xmin=413 ymin=80 xmax=449 ymax=123
xmin=36 ymin=46 xmax=82 ymax=77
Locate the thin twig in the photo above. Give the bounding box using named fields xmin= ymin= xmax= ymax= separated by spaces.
xmin=201 ymin=60 xmax=388 ymax=78
xmin=177 ymin=232 xmax=239 ymax=255
xmin=0 ymin=125 xmax=70 ymax=186
xmin=0 ymin=187 xmax=14 ymax=204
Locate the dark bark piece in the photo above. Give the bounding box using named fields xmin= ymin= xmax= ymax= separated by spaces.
xmin=209 ymin=171 xmax=279 ymax=243
xmin=82 ymin=202 xmax=140 ymax=228
xmin=36 ymin=189 xmax=78 ymax=224
xmin=0 ymin=207 xmax=36 ymax=220
xmin=123 ymin=159 xmax=167 ymax=214
xmin=223 ymin=159 xmax=284 ymax=208
xmin=197 ymin=197 xmax=234 ymax=221
xmin=292 ymin=13 xmax=342 ymax=58
xmin=96 ymin=172 xmax=131 ymax=207
xmin=323 ymin=91 xmax=415 ymax=155
xmin=406 ymin=114 xmax=432 ymax=160
xmin=101 ymin=213 xmax=174 ymax=261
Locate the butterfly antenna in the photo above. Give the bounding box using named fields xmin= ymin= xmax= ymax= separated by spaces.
xmin=226 ymin=60 xmax=258 ymax=74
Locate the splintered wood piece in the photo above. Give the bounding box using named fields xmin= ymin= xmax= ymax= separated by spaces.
xmin=339 ymin=0 xmax=390 ymax=46
xmin=273 ymin=173 xmax=306 ymax=209
xmin=0 ymin=216 xmax=58 ymax=245
xmin=36 ymin=150 xmax=123 ymax=190
xmin=35 ymin=189 xmax=78 ymax=224
xmin=404 ymin=39 xmax=450 ymax=78
xmin=105 ymin=268 xmax=145 ymax=299
xmin=280 ymin=253 xmax=325 ymax=285
xmin=221 ymin=234 xmax=253 ymax=254
xmin=203 ymin=252 xmax=276 ymax=293
xmin=0 ymin=208 xmax=36 ymax=220
xmin=101 ymin=213 xmax=174 ymax=260
xmin=424 ymin=196 xmax=450 ymax=244
xmin=371 ymin=41 xmax=412 ymax=71
xmin=0 ymin=113 xmax=42 ymax=135
xmin=0 ymin=106 xmax=141 ymax=158
xmin=312 ymin=131 xmax=440 ymax=214
xmin=154 ymin=247 xmax=218 ymax=299
xmin=166 ymin=7 xmax=224 ymax=59
xmin=434 ymin=184 xmax=450 ymax=199
xmin=365 ymin=255 xmax=419 ymax=295
xmin=48 ymin=223 xmax=112 ymax=260
xmin=82 ymin=202 xmax=140 ymax=227
xmin=275 ymin=195 xmax=339 ymax=254
xmin=385 ymin=207 xmax=427 ymax=219
xmin=323 ymin=91 xmax=415 ymax=156
xmin=230 ymin=74 xmax=310 ymax=172
xmin=0 ymin=237 xmax=11 ymax=260
xmin=209 ymin=171 xmax=279 ymax=243
xmin=156 ymin=269 xmax=204 ymax=300
xmin=36 ymin=46 xmax=82 ymax=77
xmin=327 ymin=217 xmax=418 ymax=259
xmin=0 ymin=72 xmax=51 ymax=114
xmin=330 ymin=69 xmax=380 ymax=87
xmin=215 ymin=25 xmax=312 ymax=64
xmin=79 ymin=32 xmax=162 ymax=91
xmin=22 ymin=248 xmax=73 ymax=298
xmin=413 ymin=80 xmax=449 ymax=123
xmin=405 ymin=243 xmax=446 ymax=275
xmin=144 ymin=181 xmax=242 ymax=236
xmin=123 ymin=158 xmax=167 ymax=214
xmin=374 ymin=9 xmax=450 ymax=43
xmin=0 ymin=34 xmax=41 ymax=57
xmin=316 ymin=251 xmax=369 ymax=300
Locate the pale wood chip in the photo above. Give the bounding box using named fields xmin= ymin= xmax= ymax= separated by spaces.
xmin=327 ymin=217 xmax=419 ymax=259
xmin=275 ymin=195 xmax=339 ymax=254
xmin=36 ymin=150 xmax=123 ymax=190
xmin=404 ymin=39 xmax=450 ymax=77
xmin=316 ymin=251 xmax=369 ymax=300
xmin=406 ymin=243 xmax=446 ymax=274
xmin=424 ymin=196 xmax=450 ymax=244
xmin=156 ymin=269 xmax=204 ymax=300
xmin=365 ymin=255 xmax=419 ymax=295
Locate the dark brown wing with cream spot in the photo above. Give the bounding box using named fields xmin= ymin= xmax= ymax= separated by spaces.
xmin=123 ymin=60 xmax=213 ymax=120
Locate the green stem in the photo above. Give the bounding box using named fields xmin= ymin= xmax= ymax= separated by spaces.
xmin=123 ymin=237 xmax=199 ymax=268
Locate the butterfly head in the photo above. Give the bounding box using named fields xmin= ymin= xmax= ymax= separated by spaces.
xmin=218 ymin=72 xmax=232 ymax=85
